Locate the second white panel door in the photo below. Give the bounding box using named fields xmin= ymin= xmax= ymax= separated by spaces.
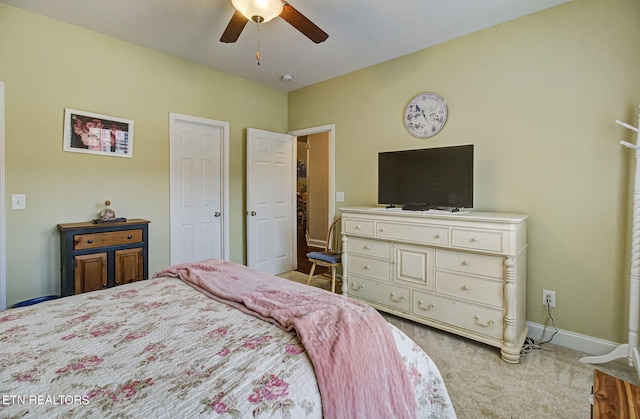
xmin=246 ymin=128 xmax=295 ymax=275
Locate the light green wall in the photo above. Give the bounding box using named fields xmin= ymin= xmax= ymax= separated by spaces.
xmin=0 ymin=3 xmax=288 ymax=306
xmin=289 ymin=0 xmax=640 ymax=343
xmin=3 ymin=0 xmax=640 ymax=344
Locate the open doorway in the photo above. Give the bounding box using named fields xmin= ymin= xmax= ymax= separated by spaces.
xmin=289 ymin=125 xmax=335 ymax=275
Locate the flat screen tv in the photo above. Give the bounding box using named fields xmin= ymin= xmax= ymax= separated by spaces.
xmin=378 ymin=145 xmax=474 ymax=210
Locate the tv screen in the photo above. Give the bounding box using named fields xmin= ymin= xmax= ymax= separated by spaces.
xmin=378 ymin=145 xmax=474 ymax=210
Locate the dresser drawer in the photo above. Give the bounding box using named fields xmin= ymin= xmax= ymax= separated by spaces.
xmin=435 ymin=271 xmax=503 ymax=307
xmin=452 ymin=228 xmax=502 ymax=252
xmin=347 ymin=255 xmax=391 ymax=281
xmin=376 ymin=222 xmax=449 ymax=246
xmin=347 ymin=237 xmax=391 ymax=259
xmin=413 ymin=291 xmax=503 ymax=340
xmin=349 ymin=276 xmax=411 ymax=312
xmin=344 ymin=219 xmax=375 ymax=236
xmin=436 ymin=249 xmax=503 ymax=278
xmin=74 ymin=229 xmax=143 ymax=250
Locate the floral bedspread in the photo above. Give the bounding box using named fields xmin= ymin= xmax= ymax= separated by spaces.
xmin=0 ymin=277 xmax=455 ymax=418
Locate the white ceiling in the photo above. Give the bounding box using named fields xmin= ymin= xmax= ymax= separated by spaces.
xmin=2 ymin=0 xmax=571 ymax=91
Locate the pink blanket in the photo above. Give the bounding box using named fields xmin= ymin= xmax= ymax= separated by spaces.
xmin=154 ymin=259 xmax=417 ymax=419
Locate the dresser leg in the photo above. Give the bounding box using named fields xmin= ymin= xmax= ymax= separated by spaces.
xmin=501 ymin=326 xmax=529 ymax=363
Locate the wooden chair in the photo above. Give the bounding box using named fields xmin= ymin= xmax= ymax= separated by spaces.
xmin=296 ymin=192 xmax=307 ymax=226
xmin=306 ymin=218 xmax=342 ymax=293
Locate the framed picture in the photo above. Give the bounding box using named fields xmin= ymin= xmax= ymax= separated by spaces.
xmin=63 ymin=108 xmax=134 ymax=158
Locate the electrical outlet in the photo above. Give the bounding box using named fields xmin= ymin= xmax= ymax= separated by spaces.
xmin=542 ymin=289 xmax=556 ymax=307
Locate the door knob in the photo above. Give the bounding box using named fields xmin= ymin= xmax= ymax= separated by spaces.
xmin=214 ymin=212 xmax=221 ymax=217
xmin=250 ymin=211 xmax=257 ymax=216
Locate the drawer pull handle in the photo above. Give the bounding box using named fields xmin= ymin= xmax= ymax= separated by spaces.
xmin=364 ymin=245 xmax=370 ymax=250
xmin=390 ymin=293 xmax=405 ymax=303
xmin=364 ymin=265 xmax=371 ymax=270
xmin=462 ymin=260 xmax=469 ymax=266
xmin=435 ymin=234 xmax=441 ymax=238
xmin=462 ymin=285 xmax=469 ymax=291
xmin=471 ymin=238 xmax=478 ymax=242
xmin=380 ymin=228 xmax=386 ymax=232
xmin=87 ymin=239 xmax=94 ymax=244
xmin=351 ymin=283 xmax=364 ymax=291
xmin=474 ymin=315 xmax=495 ymax=327
xmin=127 ymin=235 xmax=133 ymax=239
xmin=418 ymin=301 xmax=435 ymax=310
xmin=355 ymin=225 xmax=362 ymax=230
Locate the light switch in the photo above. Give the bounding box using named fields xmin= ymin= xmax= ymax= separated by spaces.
xmin=336 ymin=191 xmax=345 ymax=202
xmin=11 ymin=194 xmax=26 ymax=210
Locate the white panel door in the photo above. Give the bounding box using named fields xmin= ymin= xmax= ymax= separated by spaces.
xmin=246 ymin=128 xmax=295 ymax=274
xmin=170 ymin=114 xmax=229 ymax=265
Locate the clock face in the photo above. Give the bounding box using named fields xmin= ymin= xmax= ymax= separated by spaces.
xmin=404 ymin=93 xmax=448 ymax=138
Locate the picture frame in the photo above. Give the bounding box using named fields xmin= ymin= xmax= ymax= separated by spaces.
xmin=63 ymin=108 xmax=134 ymax=158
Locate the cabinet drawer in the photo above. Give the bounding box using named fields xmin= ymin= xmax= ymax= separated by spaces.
xmin=435 ymin=271 xmax=503 ymax=307
xmin=74 ymin=229 xmax=143 ymax=250
xmin=376 ymin=222 xmax=449 ymax=246
xmin=413 ymin=291 xmax=503 ymax=340
xmin=436 ymin=249 xmax=503 ymax=278
xmin=344 ymin=219 xmax=375 ymax=236
xmin=347 ymin=255 xmax=391 ymax=281
xmin=349 ymin=276 xmax=410 ymax=312
xmin=347 ymin=237 xmax=391 ymax=259
xmin=452 ymin=229 xmax=502 ymax=252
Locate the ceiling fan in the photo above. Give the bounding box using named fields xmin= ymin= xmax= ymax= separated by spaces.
xmin=220 ymin=0 xmax=329 ymax=44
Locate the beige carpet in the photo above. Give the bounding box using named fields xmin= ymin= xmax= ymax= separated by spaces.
xmin=278 ymin=270 xmax=639 ymax=418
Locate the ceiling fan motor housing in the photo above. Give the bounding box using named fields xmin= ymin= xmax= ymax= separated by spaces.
xmin=221 ymin=0 xmax=329 ymax=44
xmin=231 ymin=0 xmax=283 ymax=23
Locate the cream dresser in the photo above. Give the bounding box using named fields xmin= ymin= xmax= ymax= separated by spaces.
xmin=340 ymin=207 xmax=528 ymax=363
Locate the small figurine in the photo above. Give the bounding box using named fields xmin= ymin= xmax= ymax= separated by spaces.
xmin=100 ymin=200 xmax=116 ymax=221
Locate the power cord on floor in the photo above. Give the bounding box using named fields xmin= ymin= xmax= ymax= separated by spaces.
xmin=520 ymin=297 xmax=559 ymax=357
xmin=538 ymin=301 xmax=559 ymax=344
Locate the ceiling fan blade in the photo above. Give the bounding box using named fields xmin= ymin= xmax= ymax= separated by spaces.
xmin=220 ymin=10 xmax=248 ymax=43
xmin=280 ymin=2 xmax=328 ymax=44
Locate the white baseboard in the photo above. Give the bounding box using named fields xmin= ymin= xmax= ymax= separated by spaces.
xmin=527 ymin=321 xmax=630 ymax=361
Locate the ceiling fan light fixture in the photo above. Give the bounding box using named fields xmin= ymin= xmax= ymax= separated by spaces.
xmin=231 ymin=0 xmax=283 ymax=23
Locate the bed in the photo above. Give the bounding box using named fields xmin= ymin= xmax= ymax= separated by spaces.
xmin=1 ymin=259 xmax=455 ymax=418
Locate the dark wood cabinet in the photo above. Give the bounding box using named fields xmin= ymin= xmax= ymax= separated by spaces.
xmin=58 ymin=219 xmax=150 ymax=296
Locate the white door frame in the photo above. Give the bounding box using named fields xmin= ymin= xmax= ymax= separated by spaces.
xmin=288 ymin=124 xmax=336 ymax=263
xmin=169 ymin=113 xmax=230 ymax=263
xmin=0 ymin=82 xmax=5 ymax=310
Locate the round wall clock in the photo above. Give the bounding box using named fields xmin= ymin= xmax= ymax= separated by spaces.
xmin=404 ymin=93 xmax=448 ymax=138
